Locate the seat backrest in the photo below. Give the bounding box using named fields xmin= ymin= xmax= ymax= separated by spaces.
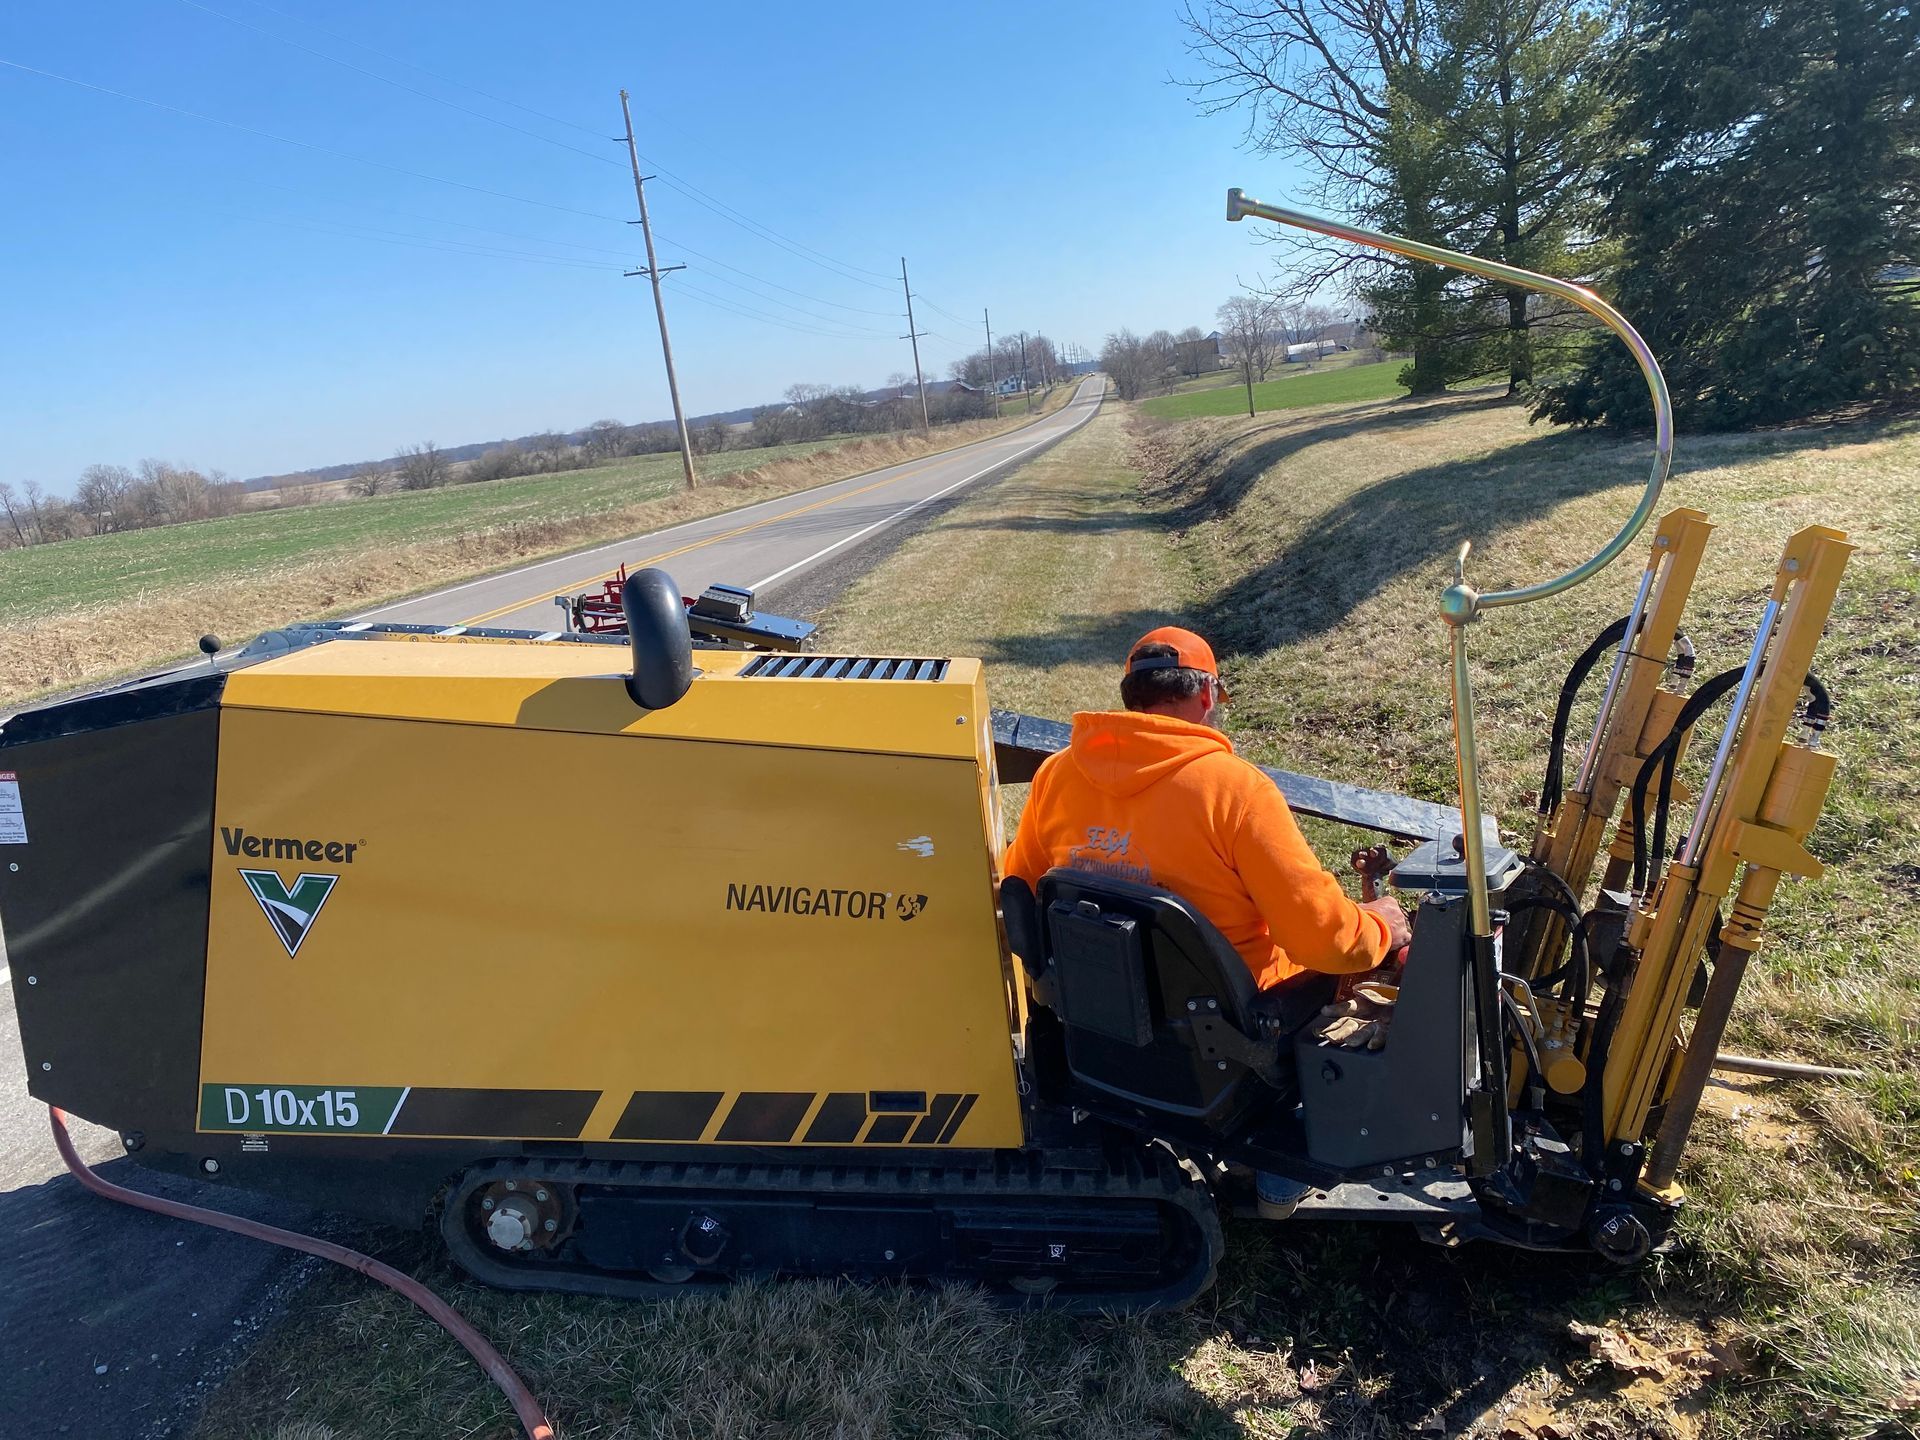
xmin=1028 ymin=868 xmax=1275 ymax=1127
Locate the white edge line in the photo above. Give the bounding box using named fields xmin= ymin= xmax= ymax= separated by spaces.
xmin=746 ymin=401 xmax=1094 ymax=592
xmin=0 ymin=966 xmax=10 ymax=987
xmin=382 ymin=1086 xmax=411 ymax=1135
xmin=350 ymin=380 xmax=1099 ymax=623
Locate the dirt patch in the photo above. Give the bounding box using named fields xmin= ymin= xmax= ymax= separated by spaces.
xmin=1695 ymin=1078 xmax=1809 ymax=1154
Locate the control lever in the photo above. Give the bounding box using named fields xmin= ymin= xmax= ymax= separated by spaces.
xmin=1351 ymin=844 xmax=1394 ymax=903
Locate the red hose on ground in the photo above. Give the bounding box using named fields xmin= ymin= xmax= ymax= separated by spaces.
xmin=48 ymin=1107 xmax=555 ymax=1440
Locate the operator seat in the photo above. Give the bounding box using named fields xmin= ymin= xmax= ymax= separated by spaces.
xmin=1002 ymin=868 xmax=1303 ymax=1137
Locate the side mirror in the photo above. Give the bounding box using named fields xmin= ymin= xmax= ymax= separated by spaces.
xmin=620 ymin=568 xmax=694 ymax=710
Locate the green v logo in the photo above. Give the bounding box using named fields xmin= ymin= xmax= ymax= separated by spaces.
xmin=239 ymin=870 xmax=339 ymax=958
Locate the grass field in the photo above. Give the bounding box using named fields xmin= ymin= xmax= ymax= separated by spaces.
xmin=190 ymin=390 xmax=1916 ymax=1439
xmin=1139 ymin=359 xmax=1407 ymax=420
xmin=1166 ymin=352 xmax=1380 ymax=397
xmin=0 ymin=438 xmax=860 ymax=626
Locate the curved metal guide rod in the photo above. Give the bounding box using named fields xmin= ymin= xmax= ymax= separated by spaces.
xmin=1226 ymin=189 xmax=1677 ymax=934
xmin=1226 ymin=189 xmax=1674 ymax=609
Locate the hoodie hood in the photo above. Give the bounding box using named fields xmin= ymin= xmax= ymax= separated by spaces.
xmin=1066 ymin=710 xmax=1233 ymax=797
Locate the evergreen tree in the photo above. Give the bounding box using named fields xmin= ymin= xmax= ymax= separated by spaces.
xmin=1442 ymin=0 xmax=1619 ymax=391
xmin=1537 ymin=0 xmax=1920 ymax=429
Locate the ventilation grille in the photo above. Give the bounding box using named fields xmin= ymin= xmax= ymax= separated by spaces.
xmin=740 ymin=654 xmax=950 ymax=681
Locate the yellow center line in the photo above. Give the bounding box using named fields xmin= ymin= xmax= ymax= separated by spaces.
xmin=457 ymin=452 xmax=988 ymax=627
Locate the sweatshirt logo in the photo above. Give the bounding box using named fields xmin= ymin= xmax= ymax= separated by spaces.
xmin=239 ymin=870 xmax=339 ymax=958
xmin=1067 ymin=826 xmax=1154 ymax=885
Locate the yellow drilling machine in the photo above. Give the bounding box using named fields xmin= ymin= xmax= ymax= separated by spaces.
xmin=0 ymin=199 xmax=1853 ymax=1308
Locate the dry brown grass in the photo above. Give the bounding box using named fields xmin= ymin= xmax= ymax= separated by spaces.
xmin=0 ymin=402 xmax=1070 ymax=713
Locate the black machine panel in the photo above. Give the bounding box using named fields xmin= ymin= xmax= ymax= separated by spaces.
xmin=1 ymin=680 xmax=224 ymax=1139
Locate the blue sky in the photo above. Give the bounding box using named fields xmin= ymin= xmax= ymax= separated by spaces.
xmin=1 ymin=1 xmax=1309 ymax=486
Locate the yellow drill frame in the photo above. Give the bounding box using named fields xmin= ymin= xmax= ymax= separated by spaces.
xmin=1606 ymin=525 xmax=1853 ymax=1187
xmin=1521 ymin=506 xmax=1714 ymax=977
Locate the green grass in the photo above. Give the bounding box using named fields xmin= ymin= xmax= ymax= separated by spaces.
xmin=0 ymin=438 xmax=851 ymax=625
xmin=1167 ymin=352 xmax=1379 ymax=396
xmin=1138 ymin=359 xmax=1407 ymax=419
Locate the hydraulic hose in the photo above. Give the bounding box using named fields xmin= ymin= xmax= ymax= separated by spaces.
xmin=1537 ymin=621 xmax=1697 ymax=819
xmin=1504 ymin=894 xmax=1591 ymax=1000
xmin=1802 ymin=672 xmax=1832 ymax=741
xmin=1629 ymin=669 xmax=1831 ymax=891
xmin=47 ymin=1108 xmax=555 ymax=1440
xmin=1628 ymin=666 xmax=1746 ymax=892
xmin=1501 ymin=989 xmax=1549 ymax=1110
xmin=1523 ymin=860 xmax=1583 ymax=911
xmin=1580 ymin=952 xmax=1634 ymax=1173
xmin=1540 ymin=616 xmax=1631 ymax=816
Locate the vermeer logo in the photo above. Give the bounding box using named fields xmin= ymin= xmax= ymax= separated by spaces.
xmin=239 ymin=870 xmax=339 ymax=958
xmin=222 ymin=826 xmax=358 ymax=865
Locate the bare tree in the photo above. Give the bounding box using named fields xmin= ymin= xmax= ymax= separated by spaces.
xmin=1174 ymin=325 xmax=1212 ymax=378
xmin=1218 ymin=292 xmax=1280 ymax=416
xmin=21 ymin=481 xmax=48 ymax=538
xmin=1276 ymin=300 xmax=1335 ymax=347
xmin=204 ymin=470 xmax=245 ymax=518
xmin=1026 ymin=335 xmax=1060 ymax=389
xmin=34 ymin=495 xmax=79 ymax=542
xmin=465 ymin=445 xmax=531 ymax=484
xmin=1100 ymin=330 xmax=1156 ymax=401
xmin=348 ymin=464 xmax=388 ymax=498
xmin=1145 ymin=331 xmax=1184 ymax=394
xmin=0 ymin=482 xmax=29 ymax=547
xmin=74 ymin=464 xmax=134 ymax=535
xmin=521 ymin=432 xmax=569 ymax=471
xmin=1184 ymin=0 xmax=1467 ymax=393
xmin=394 ymin=442 xmax=449 ymax=491
xmin=581 ymin=419 xmax=627 ymax=463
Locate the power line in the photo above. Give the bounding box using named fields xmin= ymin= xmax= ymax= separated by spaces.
xmin=677 ymin=269 xmax=894 ymax=333
xmin=641 ymin=170 xmax=897 ymax=289
xmin=214 ymin=207 xmax=625 ymax=271
xmin=228 ymin=0 xmax=900 ymax=291
xmin=916 ymin=294 xmax=977 ymax=327
xmin=175 ymin=0 xmax=625 ymax=170
xmin=251 ymin=184 xmax=647 ymax=260
xmin=251 ymin=178 xmax=895 ymax=329
xmin=232 ymin=0 xmax=622 ymax=144
xmin=671 ymin=284 xmax=879 ymax=340
xmin=0 ymin=58 xmax=630 ymax=225
xmin=6 ymin=55 xmax=996 ymax=382
xmin=245 ymin=180 xmax=901 ymax=320
xmin=647 ymin=230 xmax=898 ymax=315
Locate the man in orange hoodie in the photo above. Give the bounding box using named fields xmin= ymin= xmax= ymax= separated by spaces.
xmin=1002 ymin=625 xmax=1410 ymax=1217
xmin=1003 ymin=626 xmax=1410 ymax=988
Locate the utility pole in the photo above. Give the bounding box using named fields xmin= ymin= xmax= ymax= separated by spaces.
xmin=899 ymin=257 xmax=930 ymax=431
xmin=619 ymin=89 xmax=697 ymax=490
xmin=1020 ymin=332 xmax=1033 ymax=413
xmin=984 ymin=307 xmax=1000 ymax=419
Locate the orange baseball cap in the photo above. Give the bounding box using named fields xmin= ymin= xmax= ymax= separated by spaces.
xmin=1125 ymin=625 xmax=1227 ymax=700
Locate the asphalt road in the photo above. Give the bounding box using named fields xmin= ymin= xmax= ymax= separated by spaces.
xmin=0 ymin=375 xmax=1104 ymax=1436
xmin=361 ymin=375 xmax=1106 ymax=631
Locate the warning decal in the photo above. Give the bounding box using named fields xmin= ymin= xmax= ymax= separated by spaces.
xmin=0 ymin=772 xmax=25 ymax=845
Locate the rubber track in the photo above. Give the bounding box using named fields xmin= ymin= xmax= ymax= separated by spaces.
xmin=441 ymin=1147 xmax=1223 ymax=1313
